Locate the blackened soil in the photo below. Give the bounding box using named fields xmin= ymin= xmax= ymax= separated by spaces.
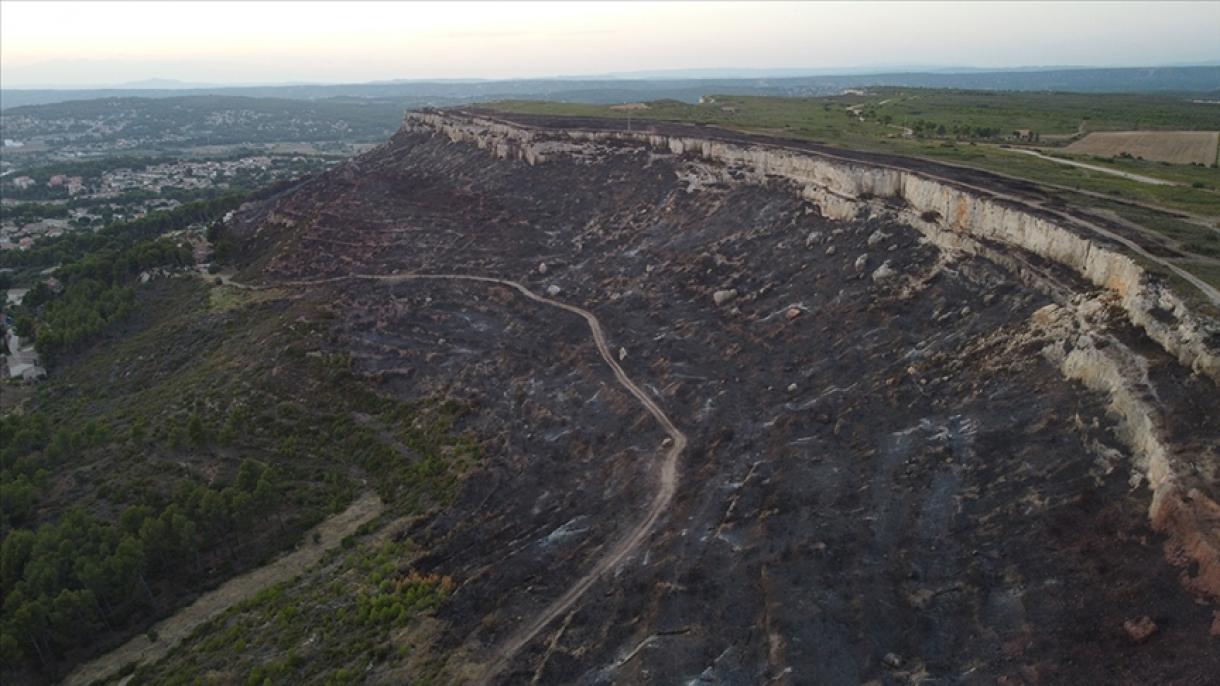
xmin=234 ymin=124 xmax=1220 ymax=685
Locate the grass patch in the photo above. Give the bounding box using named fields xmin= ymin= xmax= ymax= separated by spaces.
xmin=127 ymin=539 xmax=453 ymax=685
xmin=207 ymin=283 xmax=289 ymax=312
xmin=488 ymin=90 xmax=1220 ymax=216
xmin=2 ymin=275 xmax=480 ymax=681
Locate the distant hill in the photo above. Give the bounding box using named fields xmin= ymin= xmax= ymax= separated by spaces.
xmin=0 ymin=95 xmax=407 ymax=149
xmin=3 ymin=66 xmax=1218 ymax=110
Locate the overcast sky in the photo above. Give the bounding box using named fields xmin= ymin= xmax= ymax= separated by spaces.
xmin=2 ymin=1 xmax=1217 ymax=87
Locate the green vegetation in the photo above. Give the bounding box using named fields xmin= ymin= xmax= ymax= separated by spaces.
xmin=489 ymin=90 xmax=1220 ymax=292
xmin=0 ymin=445 xmax=283 ymax=669
xmin=1 ymin=183 xmax=299 ymax=361
xmin=1068 ymin=192 xmax=1220 ymax=256
xmin=0 ymin=203 xmax=70 ymax=225
xmin=837 ymin=89 xmax=1220 ymax=136
xmin=0 ymin=192 xmax=243 ymax=277
xmin=489 ymin=90 xmax=1220 ymax=216
xmin=1 ymin=273 xmax=479 ymax=681
xmin=127 ymin=539 xmax=452 ymax=685
xmin=496 ymin=88 xmax=1220 ymax=138
xmin=30 ymin=280 xmax=137 ymax=361
xmin=13 ymin=235 xmax=193 ymax=361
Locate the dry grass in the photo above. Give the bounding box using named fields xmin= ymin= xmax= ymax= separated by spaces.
xmin=1065 ymin=131 xmax=1219 ymax=166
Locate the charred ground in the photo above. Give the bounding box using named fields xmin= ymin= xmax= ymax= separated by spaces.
xmin=131 ymin=113 xmax=1220 ymax=684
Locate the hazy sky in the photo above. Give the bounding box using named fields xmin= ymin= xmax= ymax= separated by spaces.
xmin=2 ymin=1 xmax=1217 ymax=87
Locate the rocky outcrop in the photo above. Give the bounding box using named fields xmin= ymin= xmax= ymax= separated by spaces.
xmin=1036 ymin=300 xmax=1220 ymax=601
xmin=402 ymin=109 xmax=1220 ymax=601
xmin=403 ymin=110 xmax=1220 ymax=386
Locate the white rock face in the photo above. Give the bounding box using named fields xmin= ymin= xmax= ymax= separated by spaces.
xmin=401 ymin=110 xmax=1220 ymax=599
xmin=872 ymin=261 xmax=897 ymax=282
xmin=402 ymin=110 xmax=1218 ymax=385
xmin=1035 ymin=302 xmax=1220 ymax=600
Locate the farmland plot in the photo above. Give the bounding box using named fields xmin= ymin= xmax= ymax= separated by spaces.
xmin=1066 ymin=130 xmax=1219 ymax=165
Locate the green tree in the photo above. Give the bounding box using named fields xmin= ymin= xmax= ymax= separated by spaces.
xmin=187 ymin=413 xmax=207 ymax=446
xmin=1 ymin=529 xmax=36 ymax=592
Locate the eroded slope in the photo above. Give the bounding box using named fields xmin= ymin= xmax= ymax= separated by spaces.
xmin=186 ymin=112 xmax=1220 ymax=684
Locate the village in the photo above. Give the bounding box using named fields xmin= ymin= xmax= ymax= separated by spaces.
xmin=0 ymin=153 xmax=332 ymax=251
xmin=1 ymin=221 xmax=215 ymax=389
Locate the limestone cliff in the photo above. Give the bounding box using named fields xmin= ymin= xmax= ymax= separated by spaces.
xmin=401 ymin=109 xmax=1220 ymax=602
xmin=403 ymin=110 xmax=1219 ymax=385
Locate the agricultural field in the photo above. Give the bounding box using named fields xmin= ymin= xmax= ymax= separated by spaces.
xmin=488 ymin=90 xmax=1220 ymax=295
xmin=846 ymin=89 xmax=1220 ymax=137
xmin=1065 ymin=131 xmax=1219 ymax=165
xmin=489 ymin=89 xmax=1220 ymax=217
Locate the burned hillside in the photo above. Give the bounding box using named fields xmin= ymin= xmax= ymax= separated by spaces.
xmin=208 ymin=110 xmax=1220 ymax=684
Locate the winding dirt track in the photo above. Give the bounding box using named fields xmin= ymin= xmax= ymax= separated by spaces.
xmin=278 ymin=273 xmax=686 ymax=682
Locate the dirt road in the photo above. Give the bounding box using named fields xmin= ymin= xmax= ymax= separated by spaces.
xmin=388 ymin=276 xmax=687 ymax=684
xmin=1009 ymin=148 xmax=1178 ymax=186
xmin=265 ymin=272 xmax=687 ymax=683
xmin=62 ymin=492 xmax=384 ymax=686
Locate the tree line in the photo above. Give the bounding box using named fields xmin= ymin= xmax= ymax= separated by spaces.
xmin=0 ymin=192 xmax=244 ymax=273
xmin=15 ymin=237 xmax=194 ymax=362
xmin=1 ymin=410 xmax=283 ymax=671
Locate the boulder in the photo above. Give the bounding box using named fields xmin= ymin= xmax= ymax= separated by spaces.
xmin=713 ymin=289 xmax=738 ymax=306
xmin=546 ymin=284 xmax=562 ymax=296
xmin=872 ymin=261 xmax=897 ymax=282
xmin=854 ymin=253 xmax=870 ymax=272
xmin=1123 ymin=616 xmax=1157 ymax=643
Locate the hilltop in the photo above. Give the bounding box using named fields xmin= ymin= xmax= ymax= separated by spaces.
xmin=4 ymin=106 xmax=1218 ymax=685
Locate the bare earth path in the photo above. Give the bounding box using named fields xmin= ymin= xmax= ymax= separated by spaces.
xmin=1009 ymin=148 xmax=1179 ymax=186
xmin=268 ymin=273 xmax=687 ymax=683
xmin=62 ymin=492 xmax=384 ymax=686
